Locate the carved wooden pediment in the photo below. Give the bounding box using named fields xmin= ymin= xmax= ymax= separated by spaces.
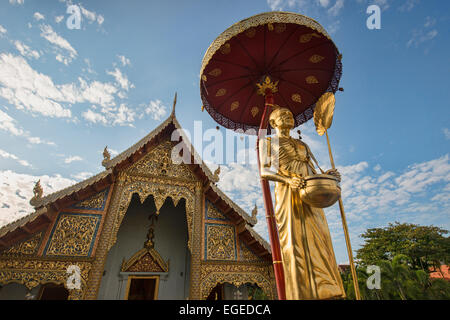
xmin=121 ymin=247 xmax=169 ymax=273
xmin=0 ymin=231 xmax=43 ymax=256
xmin=126 ymin=140 xmax=197 ymax=181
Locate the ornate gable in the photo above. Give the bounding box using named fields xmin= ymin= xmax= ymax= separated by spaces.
xmin=70 ymin=187 xmax=110 ymax=211
xmin=205 ymin=200 xmax=229 ymax=221
xmin=239 ymin=240 xmax=264 ymax=262
xmin=121 ymin=247 xmax=169 ymax=273
xmin=126 ymin=140 xmax=197 ymax=181
xmin=0 ymin=231 xmax=43 ymax=256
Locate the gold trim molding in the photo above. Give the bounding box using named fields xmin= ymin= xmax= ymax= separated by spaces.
xmin=0 ymin=257 xmax=91 ymax=300
xmin=200 ymin=262 xmax=275 ymax=299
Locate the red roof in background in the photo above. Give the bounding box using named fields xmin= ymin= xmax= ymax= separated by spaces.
xmin=429 ymin=265 xmax=450 ymax=281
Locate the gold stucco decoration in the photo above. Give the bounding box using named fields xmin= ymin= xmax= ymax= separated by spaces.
xmin=45 ymin=214 xmax=101 ymax=257
xmin=206 ymin=224 xmax=236 ymax=261
xmin=1 ymin=232 xmax=43 ymax=256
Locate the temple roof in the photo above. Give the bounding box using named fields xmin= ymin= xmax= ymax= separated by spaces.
xmin=0 ymin=101 xmax=269 ymax=256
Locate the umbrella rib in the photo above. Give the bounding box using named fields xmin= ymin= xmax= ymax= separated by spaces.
xmin=277 ymin=42 xmax=331 ymax=67
xmin=278 ymin=77 xmax=318 ymax=100
xmin=204 ymin=74 xmax=260 ymax=88
xmin=211 ymin=58 xmax=255 ymax=72
xmin=276 ymin=87 xmax=291 ymax=111
xmin=272 ymin=67 xmax=333 ymax=74
xmin=236 ymin=88 xmax=257 ymax=127
xmin=263 ymin=24 xmax=266 ymax=72
xmin=215 ymin=81 xmax=255 ymax=114
xmin=266 ymin=25 xmax=300 ymax=71
xmin=234 ymin=36 xmax=260 ymax=70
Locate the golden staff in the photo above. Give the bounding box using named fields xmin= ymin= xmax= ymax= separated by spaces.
xmin=314 ymin=92 xmax=361 ymax=300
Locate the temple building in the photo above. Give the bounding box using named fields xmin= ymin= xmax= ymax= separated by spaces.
xmin=0 ymin=97 xmax=276 ymax=300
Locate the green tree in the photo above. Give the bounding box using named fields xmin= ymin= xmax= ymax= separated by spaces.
xmin=356 ymin=222 xmax=449 ymax=272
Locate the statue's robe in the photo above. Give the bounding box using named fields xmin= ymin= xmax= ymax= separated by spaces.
xmin=268 ymin=136 xmax=345 ymax=300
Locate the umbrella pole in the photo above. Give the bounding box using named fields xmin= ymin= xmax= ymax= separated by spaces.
xmin=256 ymin=91 xmax=286 ymax=300
xmin=325 ymin=129 xmax=361 ymax=300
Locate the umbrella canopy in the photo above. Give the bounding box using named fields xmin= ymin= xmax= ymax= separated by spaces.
xmin=200 ymin=11 xmax=342 ymax=133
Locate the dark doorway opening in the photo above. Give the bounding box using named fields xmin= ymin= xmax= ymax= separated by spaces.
xmin=206 ymin=283 xmax=224 ymax=300
xmin=126 ymin=276 xmax=159 ymax=300
xmin=39 ymin=283 xmax=69 ymax=300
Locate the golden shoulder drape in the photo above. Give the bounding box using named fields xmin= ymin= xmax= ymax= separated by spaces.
xmin=272 ymin=136 xmax=345 ymax=300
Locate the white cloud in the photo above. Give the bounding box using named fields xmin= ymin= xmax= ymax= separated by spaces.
xmin=0 ymin=25 xmax=7 ymax=35
xmin=318 ymin=0 xmax=330 ymax=7
xmin=0 ymin=53 xmax=124 ymax=119
xmin=9 ymin=0 xmax=24 ymax=5
xmin=83 ymin=103 xmax=136 ymax=127
xmin=407 ymin=29 xmax=438 ymax=48
xmin=424 ymin=16 xmax=436 ymax=28
xmin=0 ymin=109 xmax=25 ymax=136
xmin=97 ymin=15 xmax=105 ymax=25
xmin=33 ymin=12 xmax=45 ymax=21
xmin=399 ymin=0 xmax=419 ymax=12
xmin=0 ymin=148 xmax=31 ymax=167
xmin=0 ymin=109 xmax=56 ymax=146
xmin=144 ymin=99 xmax=167 ymax=121
xmin=328 ymin=0 xmax=344 ymax=16
xmin=374 ymin=164 xmax=381 ymax=171
xmin=118 ymin=55 xmax=131 ymax=67
xmin=79 ymin=5 xmax=105 ymax=26
xmin=111 ymin=103 xmax=136 ymax=126
xmin=70 ymin=171 xmax=93 ymax=180
xmin=55 ymin=53 xmax=69 ymax=65
xmin=14 ymin=40 xmax=40 ymax=59
xmin=55 ymin=15 xmax=64 ymax=24
xmin=64 ymin=155 xmax=83 ymax=164
xmin=39 ymin=24 xmax=77 ymax=61
xmin=82 ymin=108 xmax=108 ymax=125
xmin=107 ymin=68 xmax=134 ymax=91
xmin=444 ymin=128 xmax=450 ymax=140
xmin=0 ymin=170 xmax=76 ymax=228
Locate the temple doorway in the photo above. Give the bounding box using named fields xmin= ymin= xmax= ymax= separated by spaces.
xmin=98 ymin=193 xmax=191 ymax=300
xmin=125 ymin=276 xmax=159 ymax=300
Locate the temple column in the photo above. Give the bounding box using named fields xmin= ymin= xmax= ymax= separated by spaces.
xmin=189 ymin=181 xmax=203 ymax=299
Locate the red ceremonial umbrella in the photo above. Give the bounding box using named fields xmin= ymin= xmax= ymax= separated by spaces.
xmin=199 ymin=12 xmax=343 ymax=300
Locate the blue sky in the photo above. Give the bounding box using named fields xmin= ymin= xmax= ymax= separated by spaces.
xmin=0 ymin=0 xmax=449 ymax=264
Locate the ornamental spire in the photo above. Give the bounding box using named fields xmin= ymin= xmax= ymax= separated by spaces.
xmin=170 ymin=92 xmax=177 ymax=118
xmin=30 ymin=179 xmax=43 ymax=206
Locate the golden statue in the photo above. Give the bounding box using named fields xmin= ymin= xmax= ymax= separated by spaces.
xmin=259 ymin=107 xmax=345 ymax=300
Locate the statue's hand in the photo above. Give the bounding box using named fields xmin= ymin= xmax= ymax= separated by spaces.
xmin=326 ymin=169 xmax=341 ymax=182
xmin=287 ymin=176 xmax=305 ymax=189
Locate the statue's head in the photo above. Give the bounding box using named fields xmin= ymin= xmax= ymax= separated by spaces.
xmin=269 ymin=107 xmax=294 ymax=130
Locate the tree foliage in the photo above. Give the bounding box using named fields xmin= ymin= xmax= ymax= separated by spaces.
xmin=341 ymin=222 xmax=450 ymax=300
xmin=356 ymin=222 xmax=449 ymax=271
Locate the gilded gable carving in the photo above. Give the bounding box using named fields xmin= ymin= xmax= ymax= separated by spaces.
xmin=44 ymin=213 xmax=101 ymax=257
xmin=0 ymin=258 xmax=91 ymax=300
xmin=126 ymin=140 xmax=197 ymax=181
xmin=205 ymin=224 xmax=236 ymax=261
xmin=200 ymin=263 xmax=274 ymax=300
xmin=205 ymin=200 xmax=229 ymax=221
xmin=71 ymin=188 xmax=109 ymax=211
xmin=121 ymin=250 xmax=168 ymax=273
xmin=239 ymin=240 xmax=264 ymax=262
xmin=1 ymin=231 xmax=43 ymax=256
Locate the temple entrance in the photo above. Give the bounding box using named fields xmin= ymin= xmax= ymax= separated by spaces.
xmin=206 ymin=283 xmax=224 ymax=300
xmin=125 ymin=276 xmax=159 ymax=300
xmin=206 ymin=283 xmax=268 ymax=300
xmin=39 ymin=283 xmax=69 ymax=300
xmin=98 ymin=193 xmax=191 ymax=300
